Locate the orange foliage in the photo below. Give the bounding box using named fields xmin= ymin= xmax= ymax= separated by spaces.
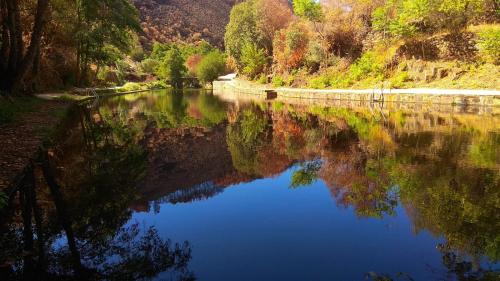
xmin=255 ymin=0 xmax=294 ymax=53
xmin=186 ymin=54 xmax=203 ymax=76
xmin=273 ymin=22 xmax=310 ymax=73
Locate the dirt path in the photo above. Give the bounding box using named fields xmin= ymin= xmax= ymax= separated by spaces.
xmin=0 ymin=99 xmax=70 ymax=190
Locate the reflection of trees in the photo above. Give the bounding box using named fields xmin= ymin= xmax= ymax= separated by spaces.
xmin=366 ymin=246 xmax=500 ymax=281
xmin=0 ymin=103 xmax=194 ymax=280
xmin=226 ymin=106 xmax=270 ymax=175
xmin=226 ymin=102 xmax=499 ymax=267
xmin=290 ymin=160 xmax=322 ymax=188
xmin=196 ymin=93 xmax=227 ymax=127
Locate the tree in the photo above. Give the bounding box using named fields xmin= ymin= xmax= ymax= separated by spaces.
xmin=224 ymin=0 xmax=263 ymax=63
xmin=196 ymin=51 xmax=226 ymax=85
xmin=0 ymin=0 xmax=51 ymax=94
xmin=240 ymin=43 xmax=268 ymax=78
xmin=292 ymin=0 xmax=323 ymax=22
xmin=273 ymin=22 xmax=310 ymax=73
xmin=255 ymin=0 xmax=294 ymax=55
xmin=156 ymin=48 xmax=186 ymax=88
xmin=73 ymin=0 xmax=141 ymax=85
xmin=186 ymin=54 xmax=204 ymax=77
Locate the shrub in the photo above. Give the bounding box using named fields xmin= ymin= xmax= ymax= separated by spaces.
xmin=130 ymin=45 xmax=145 ymax=62
xmin=348 ymin=52 xmax=384 ymax=81
xmin=292 ymin=0 xmax=323 ymax=22
xmin=305 ymin=40 xmax=327 ymax=71
xmin=0 ymin=103 xmax=15 ymax=124
xmin=476 ymin=26 xmax=500 ymax=64
xmin=145 ymin=81 xmax=169 ymax=90
xmin=118 ymin=82 xmax=144 ymax=92
xmin=196 ymin=51 xmax=226 ymax=85
xmin=309 ymin=74 xmax=330 ymax=89
xmin=272 ymin=75 xmax=285 ymax=87
xmin=257 ymin=74 xmax=267 ymax=84
xmin=389 ymin=71 xmax=411 ymax=88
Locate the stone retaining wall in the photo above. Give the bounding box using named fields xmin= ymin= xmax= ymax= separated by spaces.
xmin=213 ymin=80 xmax=500 ymax=107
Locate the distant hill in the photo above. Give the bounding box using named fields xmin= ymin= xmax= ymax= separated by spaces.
xmin=133 ymin=0 xmax=241 ymax=48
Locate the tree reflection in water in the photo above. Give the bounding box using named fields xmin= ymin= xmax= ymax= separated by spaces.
xmin=0 ymin=103 xmax=194 ymax=280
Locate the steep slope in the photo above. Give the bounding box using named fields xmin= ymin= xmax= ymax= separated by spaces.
xmin=133 ymin=0 xmax=241 ymax=48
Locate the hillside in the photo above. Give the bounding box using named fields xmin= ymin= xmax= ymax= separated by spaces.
xmin=133 ymin=0 xmax=241 ymax=48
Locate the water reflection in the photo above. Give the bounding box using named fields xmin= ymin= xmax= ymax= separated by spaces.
xmin=1 ymin=90 xmax=499 ymax=280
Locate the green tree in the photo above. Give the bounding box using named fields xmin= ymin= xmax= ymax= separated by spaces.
xmin=224 ymin=0 xmax=263 ymax=64
xmin=292 ymin=0 xmax=323 ymax=21
xmin=196 ymin=51 xmax=226 ymax=85
xmin=240 ymin=43 xmax=268 ymax=78
xmin=73 ymin=0 xmax=141 ymax=85
xmin=156 ymin=48 xmax=187 ymax=88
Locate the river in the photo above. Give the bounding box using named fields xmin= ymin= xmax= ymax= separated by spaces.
xmin=1 ymin=89 xmax=499 ymax=281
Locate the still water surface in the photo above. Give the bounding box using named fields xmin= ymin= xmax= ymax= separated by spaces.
xmin=1 ymin=90 xmax=499 ymax=280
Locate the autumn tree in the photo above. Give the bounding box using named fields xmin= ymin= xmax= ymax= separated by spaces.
xmin=273 ymin=22 xmax=310 ymax=73
xmin=186 ymin=54 xmax=204 ymax=77
xmin=225 ymin=0 xmax=295 ymax=76
xmin=255 ymin=0 xmax=294 ymax=55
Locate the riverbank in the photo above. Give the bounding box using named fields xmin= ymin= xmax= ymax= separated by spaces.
xmin=0 ymin=98 xmax=71 ymax=191
xmin=213 ymin=79 xmax=500 ymax=106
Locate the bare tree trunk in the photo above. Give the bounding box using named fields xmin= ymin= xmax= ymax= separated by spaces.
xmin=10 ymin=0 xmax=50 ymax=93
xmin=0 ymin=0 xmax=10 ymax=75
xmin=0 ymin=0 xmax=50 ymax=94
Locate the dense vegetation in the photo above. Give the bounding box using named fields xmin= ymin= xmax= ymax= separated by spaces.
xmin=0 ymin=0 xmax=231 ymax=96
xmin=1 ymin=0 xmax=498 ymax=96
xmin=225 ymin=0 xmax=500 ymax=89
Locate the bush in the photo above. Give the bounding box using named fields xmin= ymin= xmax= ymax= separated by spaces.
xmin=186 ymin=54 xmax=203 ymax=76
xmin=196 ymin=51 xmax=226 ymax=84
xmin=348 ymin=52 xmax=384 ymax=81
xmin=292 ymin=0 xmax=322 ymax=21
xmin=118 ymin=82 xmax=144 ymax=92
xmin=476 ymin=26 xmax=500 ymax=65
xmin=272 ymin=75 xmax=285 ymax=87
xmin=309 ymin=74 xmax=330 ymax=89
xmin=256 ymin=74 xmax=267 ymax=84
xmin=145 ymin=81 xmax=169 ymax=90
xmin=0 ymin=103 xmax=15 ymax=124
xmin=130 ymin=45 xmax=145 ymax=62
xmin=389 ymin=71 xmax=411 ymax=88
